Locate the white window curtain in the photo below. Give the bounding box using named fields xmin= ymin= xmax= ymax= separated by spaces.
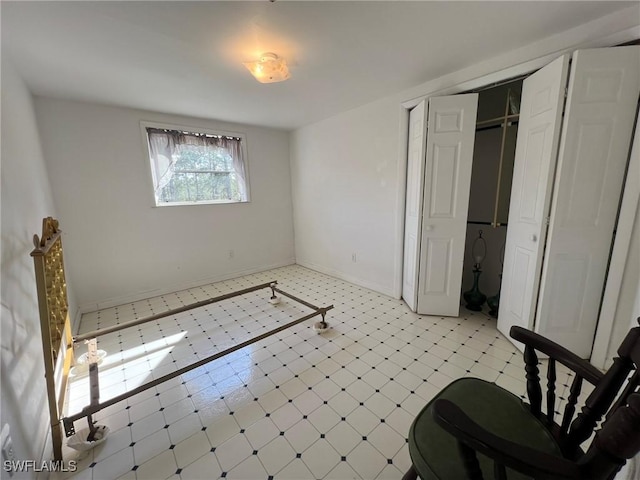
xmin=147 ymin=129 xmax=177 ymax=198
xmin=146 ymin=128 xmax=247 ymax=202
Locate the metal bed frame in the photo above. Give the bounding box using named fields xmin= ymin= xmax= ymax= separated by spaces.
xmin=32 ymin=217 xmax=333 ymax=460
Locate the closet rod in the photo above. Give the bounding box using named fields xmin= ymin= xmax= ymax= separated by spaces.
xmin=476 ymin=113 xmax=519 ymax=127
xmin=467 ymin=221 xmax=508 ymax=227
xmin=476 ymin=121 xmax=519 ymax=133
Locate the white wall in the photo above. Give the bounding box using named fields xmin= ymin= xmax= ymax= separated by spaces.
xmin=290 ymin=96 xmax=402 ymax=296
xmin=1 ymin=60 xmax=76 ymax=470
xmin=34 ymin=98 xmax=295 ymax=310
xmin=289 ymin=7 xmax=639 ymax=302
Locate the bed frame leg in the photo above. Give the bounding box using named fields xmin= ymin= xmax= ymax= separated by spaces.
xmin=86 ymin=339 xmax=101 ymax=441
xmin=52 ymin=422 xmax=63 ymax=461
xmin=86 ymin=414 xmax=98 ymax=442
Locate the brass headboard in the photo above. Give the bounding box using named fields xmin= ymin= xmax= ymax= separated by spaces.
xmin=31 ymin=217 xmax=75 ymax=461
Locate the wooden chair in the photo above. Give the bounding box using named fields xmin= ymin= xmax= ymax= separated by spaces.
xmin=404 ymin=322 xmax=640 ymax=480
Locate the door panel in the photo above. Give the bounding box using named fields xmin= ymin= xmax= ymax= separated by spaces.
xmin=508 ymin=247 xmax=534 ymax=320
xmin=429 ymin=144 xmax=460 ymax=217
xmin=417 ymin=94 xmax=478 ymax=316
xmin=402 ymin=100 xmax=428 ymax=311
xmin=498 ymin=55 xmax=570 ymax=344
xmin=535 ymin=46 xmax=640 ymax=357
xmin=423 ymin=238 xmax=452 ymax=294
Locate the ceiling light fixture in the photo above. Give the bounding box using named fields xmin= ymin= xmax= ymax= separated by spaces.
xmin=243 ymin=52 xmax=290 ymax=83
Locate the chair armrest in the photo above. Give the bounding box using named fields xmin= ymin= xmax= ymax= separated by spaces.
xmin=510 ymin=326 xmax=603 ymax=385
xmin=433 ymin=398 xmax=582 ymax=480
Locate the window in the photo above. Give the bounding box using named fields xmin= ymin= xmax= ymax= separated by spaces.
xmin=144 ymin=124 xmax=249 ymax=206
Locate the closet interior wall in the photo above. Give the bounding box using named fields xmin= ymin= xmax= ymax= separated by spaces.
xmin=461 ymin=80 xmax=523 ymax=307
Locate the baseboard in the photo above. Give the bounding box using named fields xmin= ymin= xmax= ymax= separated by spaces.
xmin=296 ymin=259 xmax=396 ymax=298
xmin=78 ymin=258 xmax=296 ymax=313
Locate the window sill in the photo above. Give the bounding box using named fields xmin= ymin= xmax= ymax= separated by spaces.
xmin=154 ymin=199 xmax=249 ymax=207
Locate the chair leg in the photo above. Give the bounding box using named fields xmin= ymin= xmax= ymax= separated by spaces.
xmin=402 ymin=465 xmax=418 ymax=480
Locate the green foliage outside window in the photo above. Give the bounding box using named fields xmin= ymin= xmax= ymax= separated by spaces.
xmin=159 ymin=144 xmax=242 ymax=203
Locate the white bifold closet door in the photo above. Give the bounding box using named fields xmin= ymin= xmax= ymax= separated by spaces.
xmin=416 ymin=94 xmax=478 ymax=316
xmin=402 ymin=100 xmax=428 ymax=311
xmin=497 ymin=55 xmax=570 ymax=340
xmin=534 ymin=47 xmax=640 ymax=358
xmin=499 ymin=46 xmax=640 ymax=357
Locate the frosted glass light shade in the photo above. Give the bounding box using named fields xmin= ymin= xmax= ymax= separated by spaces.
xmin=471 ymin=230 xmax=487 ymax=267
xmin=243 ymin=53 xmax=290 ymax=83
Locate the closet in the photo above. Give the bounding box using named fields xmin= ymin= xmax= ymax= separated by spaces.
xmin=461 ymin=79 xmax=523 ymax=312
xmin=402 ymin=46 xmax=640 ymax=358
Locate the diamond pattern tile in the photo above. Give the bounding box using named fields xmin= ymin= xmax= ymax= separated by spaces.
xmin=60 ymin=265 xmax=529 ymax=479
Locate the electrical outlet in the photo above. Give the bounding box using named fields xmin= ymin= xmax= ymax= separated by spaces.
xmin=228 ymin=249 xmax=234 ymax=259
xmin=351 ymin=253 xmax=357 ymax=262
xmin=2 ymin=424 xmax=15 ymax=477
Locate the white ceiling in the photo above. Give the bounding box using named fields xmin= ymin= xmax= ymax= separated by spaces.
xmin=2 ymin=1 xmax=636 ymax=130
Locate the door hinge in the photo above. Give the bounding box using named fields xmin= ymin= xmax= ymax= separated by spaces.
xmin=545 ymin=216 xmax=551 ymax=226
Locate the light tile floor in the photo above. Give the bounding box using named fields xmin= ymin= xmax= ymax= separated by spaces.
xmin=55 ymin=265 xmax=581 ymax=480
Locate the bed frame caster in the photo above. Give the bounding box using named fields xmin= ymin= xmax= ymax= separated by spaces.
xmin=268 ymin=283 xmax=281 ymax=305
xmin=312 ymin=313 xmax=329 ymax=333
xmin=269 ymin=296 xmax=281 ymax=305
